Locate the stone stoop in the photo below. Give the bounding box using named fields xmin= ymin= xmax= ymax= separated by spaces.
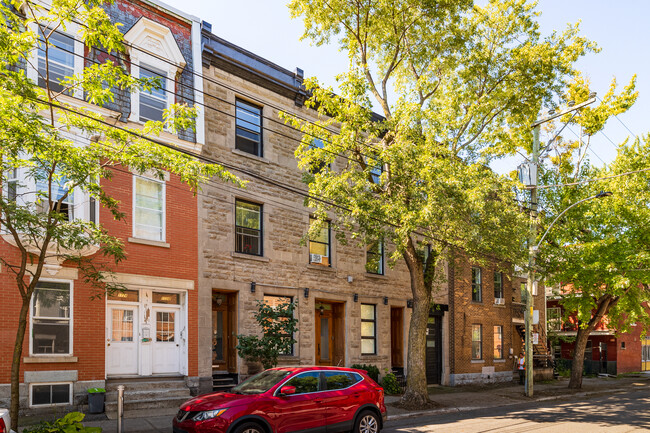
xmin=104 ymin=376 xmax=191 ymax=420
xmin=212 ymin=371 xmax=238 ymax=393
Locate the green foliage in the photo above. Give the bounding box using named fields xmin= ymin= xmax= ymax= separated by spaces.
xmin=350 ymin=364 xmax=379 ymax=382
xmin=236 ymin=299 xmax=299 ymax=369
xmin=23 ymin=412 xmax=101 ymax=433
xmin=381 ymin=370 xmax=401 ymax=395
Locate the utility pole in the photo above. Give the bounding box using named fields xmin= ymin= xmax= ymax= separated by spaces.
xmin=521 ymin=95 xmax=597 ymax=397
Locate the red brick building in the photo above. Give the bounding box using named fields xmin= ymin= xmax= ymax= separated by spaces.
xmin=0 ymin=0 xmax=205 ymax=416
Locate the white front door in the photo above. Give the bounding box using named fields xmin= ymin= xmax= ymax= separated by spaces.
xmin=152 ymin=307 xmax=181 ymax=374
xmin=106 ymin=305 xmax=139 ymax=375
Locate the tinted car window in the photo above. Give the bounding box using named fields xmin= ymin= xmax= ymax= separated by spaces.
xmin=324 ymin=372 xmax=358 ymax=390
xmin=283 ymin=372 xmax=320 ymax=394
xmin=232 ymin=369 xmax=292 ymax=395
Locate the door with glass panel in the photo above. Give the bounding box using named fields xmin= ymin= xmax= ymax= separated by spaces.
xmin=152 ymin=306 xmax=181 ymax=374
xmin=106 ymin=305 xmax=139 ymax=375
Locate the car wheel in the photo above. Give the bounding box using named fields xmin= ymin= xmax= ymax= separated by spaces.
xmin=355 ymin=411 xmax=380 ymax=433
xmin=233 ymin=421 xmax=265 ymax=433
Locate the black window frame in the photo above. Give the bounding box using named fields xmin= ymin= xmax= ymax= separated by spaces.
xmin=365 ymin=240 xmax=384 ymax=275
xmin=360 ymin=303 xmax=377 ymax=355
xmin=235 ymin=98 xmax=263 ymax=157
xmin=308 ymin=138 xmax=329 ymax=174
xmin=472 ymin=266 xmax=482 ymax=302
xmin=494 ymin=271 xmax=503 ymax=300
xmin=235 ymin=199 xmax=263 ymax=256
xmin=309 ymin=217 xmax=331 ymax=267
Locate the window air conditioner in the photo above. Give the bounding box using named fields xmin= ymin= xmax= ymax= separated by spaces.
xmin=310 ymin=254 xmax=322 ymax=264
xmin=494 ymin=298 xmax=505 ymax=305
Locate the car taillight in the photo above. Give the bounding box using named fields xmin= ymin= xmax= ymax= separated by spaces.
xmin=0 ymin=417 xmax=7 ymax=433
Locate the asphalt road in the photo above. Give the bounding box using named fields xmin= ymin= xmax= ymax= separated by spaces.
xmin=385 ymin=387 xmax=650 ymax=433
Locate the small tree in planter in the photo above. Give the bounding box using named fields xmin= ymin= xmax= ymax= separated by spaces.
xmin=237 ymin=299 xmax=298 ymax=370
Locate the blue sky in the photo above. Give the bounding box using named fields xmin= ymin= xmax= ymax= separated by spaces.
xmin=165 ymin=0 xmax=647 ymax=174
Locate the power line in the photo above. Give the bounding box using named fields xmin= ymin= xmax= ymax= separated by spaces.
xmin=531 ymin=167 xmax=650 ymax=190
xmin=597 ymin=95 xmax=638 ymax=138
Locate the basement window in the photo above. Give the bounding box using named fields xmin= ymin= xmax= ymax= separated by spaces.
xmin=30 ymin=382 xmax=72 ymax=407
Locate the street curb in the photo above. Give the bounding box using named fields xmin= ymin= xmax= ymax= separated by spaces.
xmin=385 ymin=387 xmax=628 ymax=421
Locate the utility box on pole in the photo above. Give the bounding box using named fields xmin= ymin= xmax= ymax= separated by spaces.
xmin=518 ymin=162 xmax=537 ymax=187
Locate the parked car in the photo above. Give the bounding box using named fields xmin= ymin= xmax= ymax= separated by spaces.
xmin=0 ymin=408 xmax=13 ymax=433
xmin=173 ymin=366 xmax=386 ymax=433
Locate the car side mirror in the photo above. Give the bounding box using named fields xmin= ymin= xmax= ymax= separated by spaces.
xmin=279 ymin=386 xmax=296 ymax=396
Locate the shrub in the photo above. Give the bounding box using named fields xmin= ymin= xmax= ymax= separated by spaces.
xmin=350 ymin=363 xmax=380 ymax=382
xmin=23 ymin=412 xmax=101 ymax=433
xmin=381 ymin=371 xmax=401 ymax=395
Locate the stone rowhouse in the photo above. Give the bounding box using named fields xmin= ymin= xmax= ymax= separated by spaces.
xmin=0 ymin=0 xmax=204 ymax=417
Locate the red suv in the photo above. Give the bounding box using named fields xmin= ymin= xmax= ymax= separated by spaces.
xmin=173 ymin=366 xmax=386 ymax=433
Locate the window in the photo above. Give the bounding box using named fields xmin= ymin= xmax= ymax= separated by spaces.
xmin=156 ymin=311 xmax=175 ymax=342
xmin=31 ymin=281 xmax=71 ymax=355
xmin=5 ymin=168 xmax=18 ymax=202
xmin=494 ymin=272 xmax=504 ymax=302
xmin=308 ymin=138 xmax=329 ymax=173
xmin=324 ymin=371 xmax=358 ymax=390
xmin=417 ymin=243 xmax=431 ymax=276
xmin=108 ymin=289 xmax=139 ymax=302
xmin=263 ymin=295 xmax=294 ymax=356
xmin=283 ymin=371 xmax=320 ymax=394
xmin=235 ymin=200 xmax=262 ymax=255
xmin=139 ymin=64 xmax=167 ymax=122
xmin=36 ymin=170 xmax=74 ymax=221
xmin=37 ymin=29 xmax=75 ymax=94
xmin=235 ymin=99 xmax=262 ymax=156
xmin=471 ymin=267 xmax=482 ymax=302
xmin=547 ymin=307 xmax=562 ymax=332
xmin=30 ymin=383 xmax=71 ymax=407
xmin=309 ymin=218 xmax=330 ymax=266
xmin=493 ymin=325 xmax=503 ymax=359
xmin=366 ymin=241 xmax=384 ymax=275
xmin=370 ymin=162 xmax=382 ymax=184
xmin=361 ymin=304 xmax=377 ymax=355
xmin=471 ymin=324 xmax=482 ymax=360
xmin=134 ymin=176 xmax=165 ymax=241
xmin=621 ymin=341 xmax=626 ymax=350
xmin=153 ymin=292 xmax=180 ymax=304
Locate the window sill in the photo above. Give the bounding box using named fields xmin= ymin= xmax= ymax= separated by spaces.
xmin=470 ymin=360 xmax=485 ymax=364
xmin=471 ymin=301 xmax=483 ymax=305
xmin=232 ymin=148 xmax=270 ymax=164
xmin=492 ymin=304 xmax=506 ymax=308
xmin=494 ymin=359 xmax=506 ymax=363
xmin=231 ymin=252 xmax=270 ymax=262
xmin=277 ymin=356 xmax=300 ymax=365
xmin=128 ymin=237 xmax=170 ymax=248
xmin=365 ymin=273 xmax=387 ymax=280
xmin=307 ymin=263 xmax=335 ymax=272
xmin=24 ymin=356 xmax=78 ymax=364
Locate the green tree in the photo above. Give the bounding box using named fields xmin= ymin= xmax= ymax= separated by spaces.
xmin=540 ymin=137 xmax=650 ymax=389
xmin=0 ymin=0 xmax=240 ymax=428
xmin=287 ymin=0 xmax=593 ymax=407
xmin=533 ymin=77 xmax=643 ymax=389
xmin=236 ymin=299 xmax=299 ymax=370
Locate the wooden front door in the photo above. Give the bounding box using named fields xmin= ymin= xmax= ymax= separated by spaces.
xmin=213 ymin=292 xmax=237 ymax=373
xmin=390 ymin=307 xmax=404 ymax=368
xmin=315 ymin=301 xmax=345 ymax=366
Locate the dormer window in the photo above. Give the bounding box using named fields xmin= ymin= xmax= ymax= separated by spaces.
xmin=124 ymin=17 xmax=186 ymax=126
xmin=139 ymin=64 xmax=167 ymax=123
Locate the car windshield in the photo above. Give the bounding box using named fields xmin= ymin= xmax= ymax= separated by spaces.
xmin=231 ymin=370 xmax=293 ymax=395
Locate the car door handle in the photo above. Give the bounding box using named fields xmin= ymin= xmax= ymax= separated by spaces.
xmin=353 ymin=393 xmax=360 ymax=398
xmin=315 ymin=399 xmax=323 ymax=404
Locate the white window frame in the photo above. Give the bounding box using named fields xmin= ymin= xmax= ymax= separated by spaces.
xmin=29 ymin=279 xmax=74 ymax=357
xmin=124 ymin=18 xmax=186 ymax=125
xmin=29 ymin=382 xmax=73 ymax=408
xmin=132 ymin=174 xmax=166 ymax=242
xmin=26 ymin=18 xmax=84 ymax=99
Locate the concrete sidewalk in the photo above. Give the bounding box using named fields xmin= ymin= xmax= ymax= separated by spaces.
xmin=51 ymin=374 xmax=650 ymax=432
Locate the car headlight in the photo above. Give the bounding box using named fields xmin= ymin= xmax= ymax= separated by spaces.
xmin=193 ymin=408 xmax=228 ymax=421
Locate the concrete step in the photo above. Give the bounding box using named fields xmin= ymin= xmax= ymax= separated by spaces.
xmin=106 ymin=379 xmax=186 ymax=392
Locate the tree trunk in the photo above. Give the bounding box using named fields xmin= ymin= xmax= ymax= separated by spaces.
xmin=10 ymin=297 xmax=30 ymax=431
xmin=568 ymin=326 xmax=591 ymax=389
xmin=398 ymin=239 xmax=434 ymax=409
xmin=568 ymin=294 xmax=614 ymax=389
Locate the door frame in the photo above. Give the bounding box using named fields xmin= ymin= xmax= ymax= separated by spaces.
xmin=212 ymin=291 xmax=238 ymax=373
xmin=105 ymin=287 xmax=188 ymax=378
xmin=315 ymin=299 xmax=345 ymax=366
